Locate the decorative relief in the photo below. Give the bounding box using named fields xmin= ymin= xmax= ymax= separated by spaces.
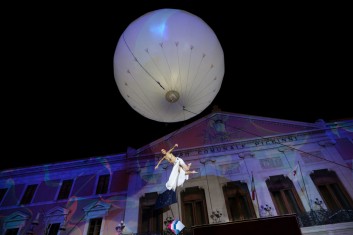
xmin=204 ymin=118 xmax=230 ymax=144
xmin=300 ymin=151 xmax=324 ymax=163
xmin=218 ymin=163 xmax=240 ymax=175
xmin=238 ymin=152 xmax=254 ymax=158
xmin=278 ymin=146 xmax=293 ymax=153
xmin=260 ymin=157 xmax=283 ymax=169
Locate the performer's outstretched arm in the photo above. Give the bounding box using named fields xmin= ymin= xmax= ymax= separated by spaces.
xmin=167 ymin=143 xmax=178 ymax=154
xmin=155 ymin=156 xmax=166 ymax=169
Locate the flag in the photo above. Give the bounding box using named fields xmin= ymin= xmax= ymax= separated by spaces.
xmin=154 ymin=189 xmax=177 ymax=210
xmin=168 ymin=219 xmax=185 ymax=235
xmin=288 ymin=163 xmax=299 ymax=181
xmin=287 ymin=163 xmax=305 ymax=193
xmin=251 ymin=173 xmax=256 ymax=200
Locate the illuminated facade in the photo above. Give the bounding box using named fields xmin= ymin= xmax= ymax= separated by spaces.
xmin=1 ymin=112 xmax=352 ymax=234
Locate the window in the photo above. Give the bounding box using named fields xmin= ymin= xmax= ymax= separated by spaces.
xmin=310 ymin=169 xmax=353 ymax=211
xmin=46 ymin=223 xmax=61 ymax=235
xmin=222 ymin=181 xmax=256 ymax=221
xmin=5 ymin=228 xmax=19 ymax=235
xmin=138 ymin=192 xmax=163 ymax=234
xmin=96 ymin=174 xmax=110 ymax=195
xmin=57 ymin=179 xmax=73 ymax=200
xmin=20 ymin=184 xmax=38 ymax=205
xmin=0 ymin=187 xmax=8 ymax=203
xmin=44 ymin=206 xmax=70 ymax=234
xmin=87 ymin=218 xmax=102 ymax=235
xmin=181 ymin=187 xmax=209 ymax=227
xmin=266 ymin=175 xmax=304 ymax=215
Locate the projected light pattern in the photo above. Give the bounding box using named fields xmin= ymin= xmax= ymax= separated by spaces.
xmin=1 ymin=115 xmax=352 ymax=234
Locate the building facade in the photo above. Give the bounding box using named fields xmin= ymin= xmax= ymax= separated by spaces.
xmin=1 ymin=112 xmax=353 ymax=234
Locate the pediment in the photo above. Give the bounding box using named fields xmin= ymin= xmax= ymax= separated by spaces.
xmin=83 ymin=201 xmax=111 ymax=219
xmin=3 ymin=211 xmax=29 ymax=229
xmin=46 ymin=206 xmax=69 ymax=217
xmin=83 ymin=201 xmax=111 ymax=213
xmin=4 ymin=211 xmax=30 ymax=222
xmin=136 ymin=111 xmax=322 ymax=156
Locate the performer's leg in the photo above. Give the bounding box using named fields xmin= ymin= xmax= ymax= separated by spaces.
xmin=178 ymin=158 xmax=191 ymax=171
xmin=185 ymin=170 xmax=198 ymax=175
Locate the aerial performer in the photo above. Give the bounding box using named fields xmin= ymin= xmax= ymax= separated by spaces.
xmin=155 ymin=144 xmax=197 ymax=191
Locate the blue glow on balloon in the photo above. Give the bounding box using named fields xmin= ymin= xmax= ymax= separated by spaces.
xmin=150 ymin=22 xmax=166 ymax=37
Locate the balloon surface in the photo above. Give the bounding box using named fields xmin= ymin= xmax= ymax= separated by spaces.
xmin=113 ymin=8 xmax=224 ymax=123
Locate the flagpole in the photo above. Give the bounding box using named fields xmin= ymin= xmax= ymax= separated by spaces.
xmin=241 ymin=155 xmax=260 ymax=218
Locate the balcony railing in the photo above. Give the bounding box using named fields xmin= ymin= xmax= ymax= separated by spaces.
xmin=296 ymin=208 xmax=353 ymax=227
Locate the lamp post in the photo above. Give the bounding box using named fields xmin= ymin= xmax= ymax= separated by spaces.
xmin=260 ymin=204 xmax=273 ymax=217
xmin=314 ymin=198 xmax=323 ymax=209
xmin=115 ymin=221 xmax=125 ymax=235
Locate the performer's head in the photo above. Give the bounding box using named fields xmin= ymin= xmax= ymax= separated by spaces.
xmin=161 ymin=149 xmax=166 ymax=154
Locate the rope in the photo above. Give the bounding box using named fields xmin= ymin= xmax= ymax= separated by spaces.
xmin=228 ymin=122 xmax=353 ymax=170
xmin=202 ymin=161 xmax=214 ymax=213
xmin=298 ymin=161 xmax=312 ymax=210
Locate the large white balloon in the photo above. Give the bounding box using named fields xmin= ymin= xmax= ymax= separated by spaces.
xmin=113 ymin=8 xmax=224 ymax=123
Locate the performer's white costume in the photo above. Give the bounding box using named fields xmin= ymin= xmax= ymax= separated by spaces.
xmin=166 ymin=158 xmax=189 ymax=191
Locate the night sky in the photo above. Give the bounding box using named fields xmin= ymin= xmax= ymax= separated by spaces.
xmin=3 ymin=1 xmax=351 ymax=170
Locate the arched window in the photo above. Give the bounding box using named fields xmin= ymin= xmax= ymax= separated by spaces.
xmin=310 ymin=169 xmax=353 ymax=211
xmin=181 ymin=187 xmax=209 ymax=227
xmin=266 ymin=175 xmax=305 ymax=215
